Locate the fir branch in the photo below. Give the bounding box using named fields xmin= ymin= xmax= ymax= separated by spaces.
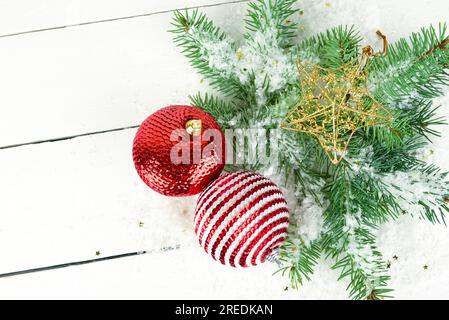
xmin=321 ymin=165 xmax=394 ymax=299
xmin=292 ymin=25 xmax=362 ymax=68
xmin=278 ymin=131 xmax=329 ymax=202
xmin=370 ymin=137 xmax=425 ymax=172
xmin=353 ymin=96 xmax=446 ymax=176
xmin=417 ymin=165 xmax=449 ymax=224
xmin=276 ymin=239 xmax=321 ymax=288
xmin=170 ymin=10 xmax=247 ymax=99
xmin=382 ymin=164 xmax=449 ymax=225
xmin=189 ymin=92 xmax=240 ymax=128
xmin=244 ymin=0 xmax=299 ymax=47
xmin=329 ymin=163 xmax=399 ymax=224
xmin=400 ymin=99 xmax=447 ymax=139
xmin=369 ymin=24 xmax=449 ymax=102
xmin=419 ymin=36 xmax=449 ymax=60
xmin=325 ymin=242 xmax=393 ymax=300
xmin=356 ymin=98 xmax=444 ymax=153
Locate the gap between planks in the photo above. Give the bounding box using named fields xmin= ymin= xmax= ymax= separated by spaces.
xmin=0 ymin=0 xmax=250 ymax=38
xmin=0 ymin=245 xmax=181 ymax=279
xmin=0 ymin=125 xmax=140 ymax=150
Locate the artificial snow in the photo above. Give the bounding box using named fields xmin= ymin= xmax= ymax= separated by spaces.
xmin=295 ymin=196 xmax=326 ymax=244
xmin=190 ymin=20 xmax=296 ymax=106
xmin=381 ymin=169 xmax=447 ymax=219
xmin=1 ymin=0 xmax=449 ymax=300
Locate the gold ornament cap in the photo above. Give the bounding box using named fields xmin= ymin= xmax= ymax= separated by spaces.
xmin=185 ymin=119 xmax=202 ymax=136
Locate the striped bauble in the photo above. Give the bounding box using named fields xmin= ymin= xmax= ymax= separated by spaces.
xmin=193 ymin=171 xmax=290 ymax=267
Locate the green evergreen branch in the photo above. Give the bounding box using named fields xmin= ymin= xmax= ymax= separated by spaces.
xmin=325 ymin=244 xmax=393 ymax=300
xmin=245 ymin=0 xmax=299 ymax=47
xmin=369 ymin=24 xmax=449 ymax=102
xmin=406 ymin=100 xmax=448 ymax=139
xmin=189 ymin=92 xmax=240 ymax=128
xmin=276 ymin=239 xmax=321 ymax=288
xmin=321 ymin=165 xmax=394 ymax=299
xmin=370 ymin=137 xmax=425 ymax=172
xmin=391 ymin=163 xmax=449 ymax=224
xmin=170 ymin=10 xmax=247 ymax=99
xmin=354 ymin=98 xmax=446 ymax=174
xmin=278 ymin=133 xmax=327 ymax=202
xmin=292 ymin=25 xmax=362 ymax=68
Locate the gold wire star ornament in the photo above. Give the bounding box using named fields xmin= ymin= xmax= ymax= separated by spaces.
xmin=282 ymin=54 xmax=393 ymax=164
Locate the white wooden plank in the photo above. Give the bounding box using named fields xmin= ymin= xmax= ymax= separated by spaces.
xmin=0 ymin=246 xmax=349 ymax=299
xmin=0 ymin=129 xmax=197 ymax=274
xmin=0 ymin=2 xmax=247 ymax=147
xmin=2 ymin=224 xmax=449 ymax=300
xmin=0 ymin=0 xmax=248 ymax=36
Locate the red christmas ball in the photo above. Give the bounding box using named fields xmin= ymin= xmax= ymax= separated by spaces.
xmin=133 ymin=105 xmax=225 ymax=196
xmin=194 ymin=171 xmax=290 ymax=267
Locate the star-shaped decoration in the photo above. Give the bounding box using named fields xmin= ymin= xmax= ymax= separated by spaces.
xmin=282 ymin=59 xmax=393 ymax=164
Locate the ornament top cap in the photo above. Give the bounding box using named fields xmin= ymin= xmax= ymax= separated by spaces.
xmin=185 ymin=119 xmax=202 ymax=136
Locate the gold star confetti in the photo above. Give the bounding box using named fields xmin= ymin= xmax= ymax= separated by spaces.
xmin=138 ymin=221 xmax=144 ymax=227
xmin=235 ymin=49 xmax=245 ymax=61
xmin=282 ymin=58 xmax=392 ymax=164
xmin=95 ymin=251 xmax=101 ymax=256
xmin=393 ymin=255 xmax=398 ymax=261
xmin=423 ymin=264 xmax=429 ymax=270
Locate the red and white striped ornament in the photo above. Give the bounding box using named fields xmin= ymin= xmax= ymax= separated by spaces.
xmin=193 ymin=171 xmax=290 ymax=267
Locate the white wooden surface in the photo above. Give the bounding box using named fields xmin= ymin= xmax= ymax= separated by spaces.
xmin=0 ymin=1 xmax=249 ymax=147
xmin=1 ymin=0 xmax=449 ymax=299
xmin=0 ymin=0 xmax=247 ymax=36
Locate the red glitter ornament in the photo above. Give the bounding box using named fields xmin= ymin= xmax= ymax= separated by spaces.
xmin=194 ymin=171 xmax=290 ymax=267
xmin=133 ymin=105 xmax=225 ymax=196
